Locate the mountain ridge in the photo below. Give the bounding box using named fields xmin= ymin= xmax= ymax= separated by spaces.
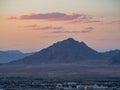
xmin=0 ymin=38 xmax=120 ymax=79
xmin=8 ymin=38 xmax=120 ymax=65
xmin=0 ymin=50 xmax=34 ymax=63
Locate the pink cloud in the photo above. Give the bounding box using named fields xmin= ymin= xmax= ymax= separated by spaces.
xmin=84 ymin=20 xmax=101 ymax=23
xmin=18 ymin=24 xmax=39 ymax=28
xmin=69 ymin=19 xmax=101 ymax=24
xmin=52 ymin=31 xmax=81 ymax=34
xmin=37 ymin=26 xmax=63 ymax=30
xmin=7 ymin=12 xmax=82 ymax=21
xmin=20 ymin=25 xmax=64 ymax=30
xmin=52 ymin=27 xmax=94 ymax=34
xmin=23 ymin=24 xmax=38 ymax=28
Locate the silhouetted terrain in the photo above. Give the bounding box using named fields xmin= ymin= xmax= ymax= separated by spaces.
xmin=0 ymin=50 xmax=34 ymax=63
xmin=0 ymin=38 xmax=120 ymax=79
xmin=9 ymin=38 xmax=120 ymax=65
xmin=110 ymin=52 xmax=120 ymax=64
xmin=0 ymin=63 xmax=120 ymax=79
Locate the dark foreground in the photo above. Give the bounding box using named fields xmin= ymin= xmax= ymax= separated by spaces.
xmin=0 ymin=63 xmax=120 ymax=90
xmin=0 ymin=76 xmax=120 ymax=90
xmin=0 ymin=63 xmax=120 ymax=78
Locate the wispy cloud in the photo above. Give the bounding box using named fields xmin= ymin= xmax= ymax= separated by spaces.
xmin=7 ymin=12 xmax=101 ymax=24
xmin=19 ymin=25 xmax=64 ymax=30
xmin=69 ymin=18 xmax=101 ymax=24
xmin=52 ymin=31 xmax=81 ymax=34
xmin=81 ymin=27 xmax=94 ymax=33
xmin=37 ymin=26 xmax=63 ymax=30
xmin=23 ymin=24 xmax=38 ymax=28
xmin=7 ymin=12 xmax=83 ymax=21
xmin=97 ymin=38 xmax=120 ymax=41
xmin=52 ymin=27 xmax=94 ymax=34
xmin=109 ymin=20 xmax=120 ymax=24
xmin=40 ymin=35 xmax=64 ymax=38
xmin=84 ymin=20 xmax=101 ymax=23
xmin=18 ymin=24 xmax=39 ymax=28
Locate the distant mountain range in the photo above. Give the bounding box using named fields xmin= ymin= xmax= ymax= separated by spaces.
xmin=110 ymin=52 xmax=120 ymax=64
xmin=8 ymin=38 xmax=120 ymax=65
xmin=0 ymin=50 xmax=34 ymax=63
xmin=0 ymin=38 xmax=120 ymax=79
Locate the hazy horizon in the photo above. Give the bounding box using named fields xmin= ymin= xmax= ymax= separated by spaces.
xmin=0 ymin=38 xmax=120 ymax=53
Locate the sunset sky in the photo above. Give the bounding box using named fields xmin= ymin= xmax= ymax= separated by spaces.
xmin=0 ymin=0 xmax=120 ymax=52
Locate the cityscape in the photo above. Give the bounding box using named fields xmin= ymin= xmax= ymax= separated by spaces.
xmin=0 ymin=77 xmax=120 ymax=90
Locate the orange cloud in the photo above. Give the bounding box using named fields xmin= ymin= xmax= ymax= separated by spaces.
xmin=7 ymin=16 xmax=17 ymax=19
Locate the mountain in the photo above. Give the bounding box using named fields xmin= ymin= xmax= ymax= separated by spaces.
xmin=103 ymin=49 xmax=120 ymax=57
xmin=9 ymin=38 xmax=103 ymax=64
xmin=0 ymin=50 xmax=34 ymax=63
xmin=1 ymin=38 xmax=120 ymax=79
xmin=101 ymin=49 xmax=120 ymax=64
xmin=109 ymin=51 xmax=120 ymax=64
